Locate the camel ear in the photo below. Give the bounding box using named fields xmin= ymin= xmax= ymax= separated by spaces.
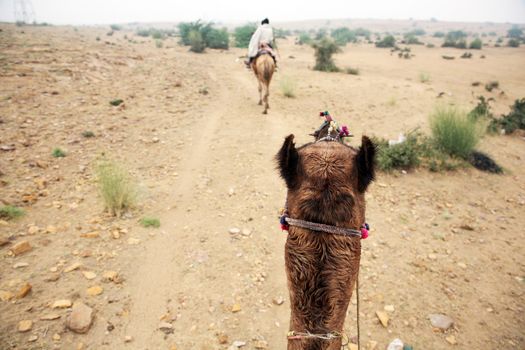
xmin=276 ymin=134 xmax=299 ymax=189
xmin=355 ymin=136 xmax=376 ymax=192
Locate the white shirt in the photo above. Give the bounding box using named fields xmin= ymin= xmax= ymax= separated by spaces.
xmin=248 ymin=24 xmax=274 ymax=58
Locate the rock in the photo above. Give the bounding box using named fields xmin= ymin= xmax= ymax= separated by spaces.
xmin=127 ymin=237 xmax=140 ymax=245
xmin=40 ymin=313 xmax=61 ymax=320
xmin=366 ymin=340 xmax=378 ymax=350
xmin=16 ymin=282 xmax=32 ymax=298
xmin=218 ymin=333 xmax=229 ymax=344
xmin=52 ymin=299 xmax=72 ymax=308
xmin=28 ymin=335 xmax=38 ymax=342
xmin=64 ymin=262 xmax=82 ymax=273
xmin=384 ymin=304 xmax=395 ymax=312
xmin=10 ymin=240 xmax=32 ymax=256
xmin=66 ymin=301 xmax=93 ymax=334
xmin=457 ymin=262 xmax=467 ymax=269
xmin=13 ymin=262 xmax=29 ymax=268
xmin=45 ymin=273 xmax=61 ymax=282
xmin=87 ymin=285 xmax=103 ymax=296
xmin=0 ymin=236 xmax=9 ymax=246
xmin=429 ymin=313 xmax=454 ymax=331
xmin=272 ymin=296 xmax=285 ymax=305
xmin=152 ymin=137 xmax=160 ymax=143
xmin=428 ymin=253 xmax=437 ymax=260
xmin=52 ymin=333 xmax=61 ymax=341
xmin=446 ymin=335 xmax=457 ymax=344
xmin=27 ymin=225 xmax=39 ymax=234
xmin=241 ymin=228 xmax=252 ymax=236
xmin=231 ymin=340 xmax=247 ymax=348
xmin=254 ymin=340 xmax=268 ymax=349
xmin=231 ymin=303 xmax=241 ymax=313
xmin=386 ymin=338 xmax=403 ymax=350
xmin=82 ymin=271 xmax=97 ymax=280
xmin=18 ymin=320 xmax=33 ymax=332
xmin=375 ymin=310 xmax=389 ymax=327
xmin=124 ymin=335 xmax=133 ymax=343
xmin=229 ymin=228 xmax=241 ymax=235
xmin=159 ymin=322 xmax=174 ymax=334
xmin=103 ymin=270 xmax=121 ymax=283
xmin=80 ymin=231 xmax=100 ymax=238
xmin=0 ymin=290 xmax=14 ymax=301
xmin=46 ymin=225 xmax=57 ymax=233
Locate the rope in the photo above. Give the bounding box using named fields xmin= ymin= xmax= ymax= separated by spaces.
xmin=285 ymin=217 xmax=362 ymax=238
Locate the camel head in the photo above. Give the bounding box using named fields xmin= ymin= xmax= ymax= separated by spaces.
xmin=276 ymin=134 xmax=376 ymax=227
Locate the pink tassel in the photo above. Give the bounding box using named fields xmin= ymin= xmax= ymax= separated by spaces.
xmin=360 ymin=228 xmax=369 ymax=239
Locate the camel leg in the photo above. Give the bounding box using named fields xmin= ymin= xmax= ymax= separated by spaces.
xmin=257 ymin=80 xmax=263 ymax=105
xmin=263 ymin=82 xmax=269 ymax=114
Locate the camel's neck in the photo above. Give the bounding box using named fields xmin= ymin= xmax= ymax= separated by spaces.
xmin=285 ymin=231 xmax=361 ymax=350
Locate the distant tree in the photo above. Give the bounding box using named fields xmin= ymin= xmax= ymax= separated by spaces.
xmin=331 ymin=27 xmax=357 ymax=46
xmin=312 ymin=38 xmax=341 ymax=72
xmin=507 ymin=26 xmax=523 ymax=38
xmin=376 ymin=35 xmax=396 ymax=48
xmin=469 ymin=38 xmax=483 ymax=49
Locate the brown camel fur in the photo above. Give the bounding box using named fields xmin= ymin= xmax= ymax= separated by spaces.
xmin=276 ymin=133 xmax=376 ymax=350
xmin=251 ymin=53 xmax=275 ymax=114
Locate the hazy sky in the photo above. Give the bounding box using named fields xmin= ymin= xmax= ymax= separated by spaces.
xmin=1 ymin=0 xmax=525 ymax=25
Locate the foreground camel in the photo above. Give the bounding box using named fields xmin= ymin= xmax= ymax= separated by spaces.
xmin=251 ymin=53 xmax=275 ymax=114
xmin=276 ymin=119 xmax=376 ymax=350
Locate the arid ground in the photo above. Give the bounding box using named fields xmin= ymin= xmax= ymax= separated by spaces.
xmin=0 ymin=21 xmax=524 ymax=350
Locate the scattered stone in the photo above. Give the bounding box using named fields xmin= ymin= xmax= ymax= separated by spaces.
xmin=229 ymin=228 xmax=241 ymax=235
xmin=27 ymin=225 xmax=39 ymax=234
xmin=375 ymin=310 xmax=389 ymax=327
xmin=28 ymin=335 xmax=38 ymax=342
xmin=0 ymin=290 xmax=14 ymax=301
xmin=366 ymin=340 xmax=378 ymax=350
xmin=80 ymin=231 xmax=100 ymax=238
xmin=272 ymin=296 xmax=285 ymax=305
xmin=82 ymin=271 xmax=97 ymax=280
xmin=428 ymin=253 xmax=437 ymax=260
xmin=124 ymin=335 xmax=133 ymax=343
xmin=18 ymin=320 xmax=33 ymax=332
xmin=218 ymin=333 xmax=229 ymax=344
xmin=231 ymin=340 xmax=247 ymax=348
xmin=457 ymin=262 xmax=467 ymax=269
xmin=45 ymin=273 xmax=61 ymax=282
xmin=40 ymin=313 xmax=61 ymax=320
xmin=10 ymin=240 xmax=32 ymax=256
xmin=386 ymin=338 xmax=403 ymax=350
xmin=46 ymin=225 xmax=57 ymax=233
xmin=446 ymin=335 xmax=457 ymax=345
xmin=64 ymin=262 xmax=82 ymax=273
xmin=103 ymin=270 xmax=121 ymax=283
xmin=52 ymin=299 xmax=72 ymax=309
xmin=13 ymin=262 xmax=29 ymax=268
xmin=152 ymin=137 xmax=160 ymax=143
xmin=159 ymin=322 xmax=174 ymax=334
xmin=241 ymin=228 xmax=252 ymax=236
xmin=87 ymin=285 xmax=103 ymax=296
xmin=66 ymin=301 xmax=93 ymax=334
xmin=52 ymin=333 xmax=61 ymax=341
xmin=16 ymin=282 xmax=32 ymax=298
xmin=231 ymin=303 xmax=241 ymax=313
xmin=429 ymin=313 xmax=454 ymax=331
xmin=384 ymin=305 xmax=395 ymax=312
xmin=127 ymin=237 xmax=140 ymax=245
xmin=254 ymin=340 xmax=268 ymax=349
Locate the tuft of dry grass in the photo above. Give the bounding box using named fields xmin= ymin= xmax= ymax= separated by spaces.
xmin=95 ymin=159 xmax=136 ymax=217
xmin=279 ymin=76 xmax=297 ymax=98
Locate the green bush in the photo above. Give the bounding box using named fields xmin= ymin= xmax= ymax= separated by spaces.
xmin=405 ymin=35 xmax=423 ymax=45
xmin=205 ymin=28 xmax=229 ymax=49
xmin=110 ymin=24 xmax=122 ymax=31
xmin=312 ymin=38 xmax=341 ymax=72
xmin=82 ymin=131 xmax=95 ymax=138
xmin=508 ymin=38 xmax=520 ymax=47
xmin=376 ymin=35 xmax=396 ymax=48
xmin=0 ymin=205 xmax=25 ymax=220
xmin=430 ymin=106 xmax=483 ymax=159
xmin=96 ymin=159 xmax=136 ymax=217
xmin=136 ymin=29 xmax=150 ymax=37
xmin=297 ymin=33 xmax=312 ymax=45
xmin=492 ymin=98 xmax=525 ymax=134
xmin=433 ymin=31 xmax=445 ymax=38
xmin=469 ymin=38 xmax=483 ymax=49
xmin=52 ymin=148 xmax=66 ymax=158
xmin=507 ymin=26 xmax=523 ymax=39
xmin=331 ymin=27 xmax=357 ymax=45
xmin=279 ymin=76 xmax=296 ymax=98
xmin=189 ymin=30 xmax=205 ymax=53
xmin=442 ymin=30 xmax=467 ymax=48
xmin=419 ymin=72 xmax=430 ymax=83
xmin=140 ymin=217 xmax=160 ymax=228
xmin=374 ymin=132 xmax=423 ymax=171
xmin=234 ymin=24 xmax=257 ymax=48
